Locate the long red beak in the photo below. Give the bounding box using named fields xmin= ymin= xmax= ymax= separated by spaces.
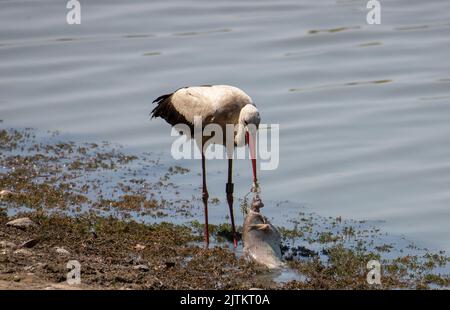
xmin=246 ymin=131 xmax=257 ymax=183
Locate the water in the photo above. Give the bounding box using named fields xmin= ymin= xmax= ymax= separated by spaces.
xmin=1 ymin=0 xmax=450 ymax=253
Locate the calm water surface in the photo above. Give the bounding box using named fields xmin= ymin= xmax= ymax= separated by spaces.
xmin=1 ymin=0 xmax=450 ymax=251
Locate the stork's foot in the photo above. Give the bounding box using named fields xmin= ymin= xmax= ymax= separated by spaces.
xmin=226 ymin=183 xmax=238 ymax=248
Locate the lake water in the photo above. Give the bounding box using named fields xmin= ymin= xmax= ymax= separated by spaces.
xmin=1 ymin=0 xmax=450 ymax=252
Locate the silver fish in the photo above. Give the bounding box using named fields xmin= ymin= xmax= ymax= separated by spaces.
xmin=242 ymin=198 xmax=284 ymax=269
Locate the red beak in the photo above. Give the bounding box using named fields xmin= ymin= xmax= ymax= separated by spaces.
xmin=246 ymin=131 xmax=257 ymax=183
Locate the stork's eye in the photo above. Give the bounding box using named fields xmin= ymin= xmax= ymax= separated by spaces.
xmin=243 ymin=121 xmax=248 ymax=125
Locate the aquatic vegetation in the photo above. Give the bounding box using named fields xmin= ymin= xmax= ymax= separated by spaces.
xmin=0 ymin=128 xmax=193 ymax=219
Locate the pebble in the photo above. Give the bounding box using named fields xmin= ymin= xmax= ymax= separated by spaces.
xmin=19 ymin=238 xmax=40 ymax=248
xmin=133 ymin=264 xmax=149 ymax=272
xmin=23 ymin=265 xmax=35 ymax=272
xmin=134 ymin=244 xmax=146 ymax=251
xmin=0 ymin=240 xmax=16 ymax=248
xmin=0 ymin=189 xmax=15 ymax=198
xmin=55 ymin=247 xmax=70 ymax=255
xmin=6 ymin=217 xmax=36 ymax=229
xmin=14 ymin=248 xmax=33 ymax=256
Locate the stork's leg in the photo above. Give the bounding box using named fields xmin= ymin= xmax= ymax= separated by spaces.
xmin=226 ymin=158 xmax=238 ymax=248
xmin=201 ymin=151 xmax=209 ymax=247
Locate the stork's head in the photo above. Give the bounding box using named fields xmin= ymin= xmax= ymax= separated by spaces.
xmin=237 ymin=104 xmax=260 ymax=183
xmin=240 ymin=104 xmax=261 ymax=129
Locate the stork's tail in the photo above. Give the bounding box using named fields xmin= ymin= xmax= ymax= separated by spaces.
xmin=151 ymin=92 xmax=191 ymax=128
xmin=151 ymin=93 xmax=172 ymax=118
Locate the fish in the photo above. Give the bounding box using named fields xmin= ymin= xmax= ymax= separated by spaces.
xmin=242 ymin=197 xmax=284 ymax=269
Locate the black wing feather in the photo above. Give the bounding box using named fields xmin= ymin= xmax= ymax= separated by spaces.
xmin=151 ymin=91 xmax=193 ymax=131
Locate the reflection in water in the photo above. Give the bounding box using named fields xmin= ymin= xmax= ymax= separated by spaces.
xmin=173 ymin=28 xmax=232 ymax=37
xmin=143 ymin=52 xmax=161 ymax=56
xmin=308 ymin=26 xmax=360 ymax=35
xmin=289 ymin=79 xmax=392 ymax=92
xmin=395 ymin=25 xmax=430 ymax=31
xmin=122 ymin=33 xmax=155 ymax=38
xmin=419 ymin=96 xmax=450 ymax=101
xmin=53 ymin=37 xmax=77 ymax=42
xmin=437 ymin=78 xmax=450 ymax=82
xmin=358 ymin=41 xmax=382 ymax=47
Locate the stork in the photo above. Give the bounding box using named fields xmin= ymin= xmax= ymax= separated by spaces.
xmin=151 ymin=85 xmax=260 ymax=247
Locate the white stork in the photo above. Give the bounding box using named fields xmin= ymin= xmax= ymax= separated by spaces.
xmin=151 ymin=85 xmax=261 ymax=247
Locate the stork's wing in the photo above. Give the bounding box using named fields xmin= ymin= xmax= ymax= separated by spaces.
xmin=151 ymin=85 xmax=252 ymax=127
xmin=151 ymin=91 xmax=190 ymax=127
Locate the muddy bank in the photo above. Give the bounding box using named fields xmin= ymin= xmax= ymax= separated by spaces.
xmin=1 ymin=210 xmax=448 ymax=290
xmin=0 ymin=127 xmax=449 ymax=289
xmin=0 ymin=211 xmax=266 ymax=290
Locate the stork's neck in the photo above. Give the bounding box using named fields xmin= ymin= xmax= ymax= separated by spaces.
xmin=235 ymin=110 xmax=247 ymax=146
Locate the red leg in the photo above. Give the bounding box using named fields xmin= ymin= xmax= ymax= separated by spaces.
xmin=226 ymin=158 xmax=238 ymax=248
